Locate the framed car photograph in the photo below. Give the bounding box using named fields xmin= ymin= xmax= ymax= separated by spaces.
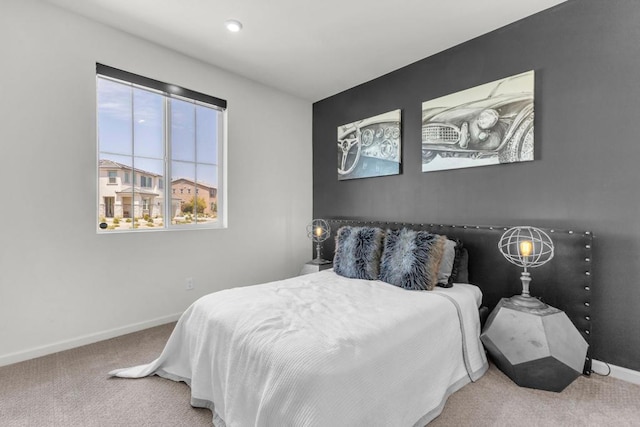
xmin=421 ymin=70 xmax=534 ymax=173
xmin=337 ymin=109 xmax=401 ymax=180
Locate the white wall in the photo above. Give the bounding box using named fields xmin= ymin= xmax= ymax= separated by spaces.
xmin=0 ymin=0 xmax=312 ymax=365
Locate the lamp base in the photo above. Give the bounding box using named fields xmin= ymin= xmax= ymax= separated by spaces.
xmin=508 ymin=295 xmax=548 ymax=310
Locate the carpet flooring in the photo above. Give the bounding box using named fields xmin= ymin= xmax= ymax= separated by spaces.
xmin=1 ymin=322 xmax=639 ymax=426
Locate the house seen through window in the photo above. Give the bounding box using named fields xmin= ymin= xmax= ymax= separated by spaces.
xmin=97 ymin=64 xmax=227 ymax=232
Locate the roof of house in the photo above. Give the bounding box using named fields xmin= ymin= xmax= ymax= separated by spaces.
xmin=171 ymin=177 xmax=216 ymax=190
xmin=99 ymin=159 xmax=162 ymax=177
xmin=115 ymin=186 xmax=160 ymax=196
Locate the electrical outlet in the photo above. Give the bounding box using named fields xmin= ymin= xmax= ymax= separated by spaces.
xmin=186 ymin=277 xmax=194 ymax=291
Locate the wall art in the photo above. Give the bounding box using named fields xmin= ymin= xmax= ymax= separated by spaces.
xmin=337 ymin=109 xmax=401 ymax=180
xmin=422 ymin=70 xmax=534 ymax=172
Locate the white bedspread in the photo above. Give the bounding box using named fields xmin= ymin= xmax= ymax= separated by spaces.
xmin=110 ymin=271 xmax=487 ymax=426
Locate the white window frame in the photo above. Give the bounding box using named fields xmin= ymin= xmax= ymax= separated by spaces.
xmin=96 ymin=64 xmax=227 ymax=233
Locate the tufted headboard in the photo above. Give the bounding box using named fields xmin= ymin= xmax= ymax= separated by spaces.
xmin=318 ymin=219 xmax=594 ymax=375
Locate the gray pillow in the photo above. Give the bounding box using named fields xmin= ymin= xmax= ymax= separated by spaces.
xmin=452 ymin=248 xmax=469 ymax=283
xmin=333 ymin=226 xmax=385 ymax=280
xmin=379 ymin=228 xmax=446 ymax=291
xmin=437 ymin=239 xmax=457 ymax=286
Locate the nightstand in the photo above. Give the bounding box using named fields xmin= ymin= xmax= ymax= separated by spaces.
xmin=299 ymin=261 xmax=333 ymax=276
xmin=481 ymin=298 xmax=588 ymax=392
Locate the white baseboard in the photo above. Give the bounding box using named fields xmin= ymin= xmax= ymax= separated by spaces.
xmin=0 ymin=313 xmax=182 ymax=368
xmin=592 ymin=359 xmax=640 ymax=385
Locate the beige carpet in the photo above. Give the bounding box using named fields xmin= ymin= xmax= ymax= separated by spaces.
xmin=1 ymin=323 xmax=639 ymax=426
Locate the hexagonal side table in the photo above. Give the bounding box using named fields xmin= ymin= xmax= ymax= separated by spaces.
xmin=481 ymin=298 xmax=589 ymax=392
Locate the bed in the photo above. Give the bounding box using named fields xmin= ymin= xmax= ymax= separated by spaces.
xmin=111 ymin=220 xmax=593 ymax=426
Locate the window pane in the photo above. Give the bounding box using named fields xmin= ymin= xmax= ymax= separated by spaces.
xmin=196 ymin=105 xmax=218 ymax=165
xmin=197 ymin=164 xmax=218 ymax=222
xmin=131 ymin=158 xmax=164 ymax=229
xmin=97 ymin=78 xmax=132 ymax=156
xmin=171 ymin=98 xmax=195 ymax=162
xmin=133 ymin=88 xmax=164 ymax=159
xmin=171 ymin=161 xmax=195 ymax=226
xmin=98 ymin=154 xmax=133 ymax=230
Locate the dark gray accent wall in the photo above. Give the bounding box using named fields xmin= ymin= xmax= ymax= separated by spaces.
xmin=313 ymin=0 xmax=640 ymax=371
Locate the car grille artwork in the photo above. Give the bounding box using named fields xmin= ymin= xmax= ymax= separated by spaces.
xmin=421 ymin=70 xmax=535 ymax=173
xmin=422 ymin=124 xmax=460 ymax=143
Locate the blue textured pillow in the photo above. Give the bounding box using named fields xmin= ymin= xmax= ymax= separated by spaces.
xmin=379 ymin=228 xmax=446 ymax=291
xmin=333 ymin=226 xmax=385 ymax=280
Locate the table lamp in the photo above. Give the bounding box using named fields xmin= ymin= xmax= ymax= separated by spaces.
xmin=498 ymin=226 xmax=554 ymax=308
xmin=306 ymin=219 xmax=331 ymax=265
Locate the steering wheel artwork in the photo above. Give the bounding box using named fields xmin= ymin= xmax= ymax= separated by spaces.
xmin=337 ymin=127 xmax=362 ymax=175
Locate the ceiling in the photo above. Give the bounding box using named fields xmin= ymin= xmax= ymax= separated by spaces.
xmin=42 ymin=0 xmax=567 ymax=102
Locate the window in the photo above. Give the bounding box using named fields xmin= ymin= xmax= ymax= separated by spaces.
xmin=96 ymin=64 xmax=226 ymax=232
xmin=140 ymin=176 xmax=152 ymax=188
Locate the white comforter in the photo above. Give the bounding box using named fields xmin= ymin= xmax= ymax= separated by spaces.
xmin=111 ymin=270 xmax=487 ymax=426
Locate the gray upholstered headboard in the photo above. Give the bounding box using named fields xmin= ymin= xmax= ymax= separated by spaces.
xmin=319 ymin=219 xmax=594 ymax=375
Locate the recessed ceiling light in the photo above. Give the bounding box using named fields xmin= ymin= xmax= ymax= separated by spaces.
xmin=225 ymin=19 xmax=243 ymax=33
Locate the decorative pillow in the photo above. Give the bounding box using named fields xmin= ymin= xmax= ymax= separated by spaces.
xmin=379 ymin=228 xmax=446 ymax=291
xmin=436 ymin=238 xmax=457 ymax=287
xmin=333 ymin=226 xmax=385 ymax=280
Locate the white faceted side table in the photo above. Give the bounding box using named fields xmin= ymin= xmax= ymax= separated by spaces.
xmin=481 ymin=298 xmax=588 ymax=392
